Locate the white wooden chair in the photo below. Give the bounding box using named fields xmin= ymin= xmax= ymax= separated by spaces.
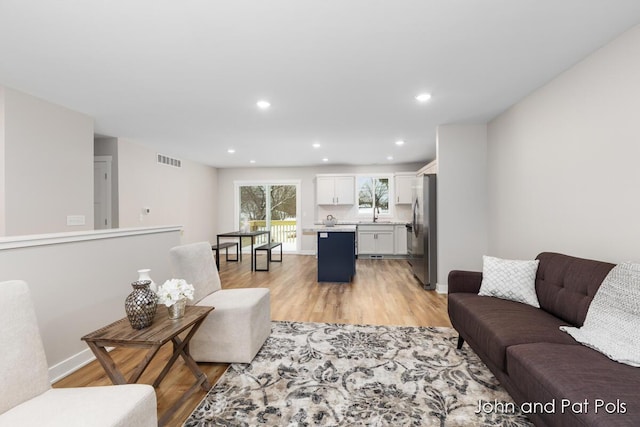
xmin=0 ymin=280 xmax=157 ymax=426
xmin=169 ymin=242 xmax=271 ymax=363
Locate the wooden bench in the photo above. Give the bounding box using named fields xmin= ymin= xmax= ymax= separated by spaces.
xmin=253 ymin=242 xmax=282 ymax=272
xmin=211 ymin=241 xmax=239 ymax=262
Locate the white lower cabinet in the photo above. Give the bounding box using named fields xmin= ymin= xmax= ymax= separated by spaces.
xmin=358 ymin=225 xmax=395 ymax=255
xmin=394 ymin=224 xmax=407 ymax=255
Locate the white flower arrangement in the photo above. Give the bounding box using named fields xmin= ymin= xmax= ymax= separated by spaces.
xmin=156 ymin=279 xmax=195 ymax=307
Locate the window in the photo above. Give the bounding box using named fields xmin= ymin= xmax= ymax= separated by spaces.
xmin=357 ymin=176 xmax=390 ymax=217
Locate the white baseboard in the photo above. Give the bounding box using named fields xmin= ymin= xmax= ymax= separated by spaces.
xmin=48 ymin=347 xmax=101 ymax=384
xmin=436 ymin=282 xmax=448 ymax=294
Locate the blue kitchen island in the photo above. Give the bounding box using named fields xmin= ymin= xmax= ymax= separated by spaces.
xmin=314 ymin=225 xmax=357 ymax=283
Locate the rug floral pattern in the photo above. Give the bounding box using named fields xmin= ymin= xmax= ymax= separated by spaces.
xmin=184 ymin=321 xmax=532 ymax=426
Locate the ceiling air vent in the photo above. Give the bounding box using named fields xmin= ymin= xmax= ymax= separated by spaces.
xmin=157 ymin=153 xmax=182 ymax=168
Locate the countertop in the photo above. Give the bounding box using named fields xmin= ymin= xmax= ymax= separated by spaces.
xmin=303 ymin=225 xmax=358 ymax=233
xmin=312 ymin=221 xmax=408 ymax=226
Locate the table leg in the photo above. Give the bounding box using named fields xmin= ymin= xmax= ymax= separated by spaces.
xmin=157 ymin=373 xmax=207 ymax=426
xmin=172 ymin=337 xmax=212 ymax=390
xmin=238 ymin=237 xmax=243 ymax=262
xmin=127 ymin=345 xmax=163 ymax=383
xmin=153 ymin=339 xmax=189 ymax=388
xmin=86 ymin=342 xmax=127 ymax=385
xmin=152 ymin=315 xmax=209 ymax=389
xmin=216 ymin=236 xmax=220 ymax=269
xmin=250 ymin=236 xmax=255 ymax=271
xmin=155 ymin=316 xmax=212 ymax=427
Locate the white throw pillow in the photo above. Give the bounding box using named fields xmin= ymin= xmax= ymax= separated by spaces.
xmin=478 ymin=255 xmax=540 ymax=308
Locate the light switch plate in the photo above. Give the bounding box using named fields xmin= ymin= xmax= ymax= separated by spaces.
xmin=67 ymin=215 xmax=86 ymax=226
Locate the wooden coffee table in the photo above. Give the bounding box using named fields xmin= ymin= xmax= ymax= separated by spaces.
xmin=82 ymin=306 xmax=214 ymax=426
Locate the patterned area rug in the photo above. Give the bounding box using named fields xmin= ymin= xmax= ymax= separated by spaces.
xmin=184 ymin=321 xmax=532 ymax=426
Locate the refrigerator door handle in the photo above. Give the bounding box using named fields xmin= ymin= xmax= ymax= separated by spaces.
xmin=412 ymin=199 xmax=419 ymax=237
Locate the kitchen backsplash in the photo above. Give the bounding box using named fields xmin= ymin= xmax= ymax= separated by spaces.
xmin=317 ymin=204 xmax=412 ymax=224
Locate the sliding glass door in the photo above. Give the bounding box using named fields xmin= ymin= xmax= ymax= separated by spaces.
xmin=237 ymin=182 xmax=299 ymax=252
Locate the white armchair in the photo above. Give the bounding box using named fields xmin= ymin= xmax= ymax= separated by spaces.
xmin=169 ymin=241 xmax=271 ymax=363
xmin=0 ymin=280 xmax=157 ymax=427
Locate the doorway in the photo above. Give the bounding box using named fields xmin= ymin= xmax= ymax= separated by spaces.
xmin=236 ymin=181 xmax=300 ymax=252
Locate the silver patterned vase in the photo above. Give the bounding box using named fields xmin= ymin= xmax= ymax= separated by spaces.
xmin=125 ymin=280 xmax=158 ymax=329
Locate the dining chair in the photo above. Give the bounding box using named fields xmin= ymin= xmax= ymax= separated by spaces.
xmin=169 ymin=241 xmax=271 ymax=363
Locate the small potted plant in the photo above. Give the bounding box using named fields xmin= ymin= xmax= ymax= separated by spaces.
xmin=156 ymin=279 xmax=195 ymax=319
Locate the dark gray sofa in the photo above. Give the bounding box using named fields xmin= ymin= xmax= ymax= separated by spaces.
xmin=448 ymin=252 xmax=640 ymax=427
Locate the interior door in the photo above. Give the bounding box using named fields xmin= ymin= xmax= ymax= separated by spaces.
xmin=93 ymin=159 xmax=111 ymax=229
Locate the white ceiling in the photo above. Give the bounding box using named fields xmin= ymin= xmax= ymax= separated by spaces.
xmin=1 ymin=1 xmax=639 ymax=168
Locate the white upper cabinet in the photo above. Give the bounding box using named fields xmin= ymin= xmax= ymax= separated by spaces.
xmin=316 ymin=177 xmax=336 ymax=205
xmin=394 ymin=173 xmax=415 ymax=204
xmin=417 ymin=159 xmax=438 ymax=175
xmin=316 ymin=175 xmax=355 ymax=205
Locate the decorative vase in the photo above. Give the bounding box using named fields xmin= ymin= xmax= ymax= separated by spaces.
xmin=125 ymin=280 xmax=158 ymax=329
xmin=137 ymin=269 xmax=157 ymax=293
xmin=167 ymin=298 xmax=187 ymax=320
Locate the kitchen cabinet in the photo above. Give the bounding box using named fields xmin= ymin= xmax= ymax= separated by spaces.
xmin=316 ymin=175 xmax=355 ymax=205
xmin=417 ymin=159 xmax=438 ymax=175
xmin=394 ymin=224 xmax=407 ymax=255
xmin=358 ymin=224 xmax=394 ymax=255
xmin=394 ymin=174 xmax=414 ymax=204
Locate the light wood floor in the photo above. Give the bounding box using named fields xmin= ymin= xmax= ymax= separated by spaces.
xmin=54 ymin=254 xmax=451 ymax=426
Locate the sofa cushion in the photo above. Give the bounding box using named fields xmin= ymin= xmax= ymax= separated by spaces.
xmin=448 ymin=293 xmax=578 ymax=371
xmin=560 ymin=262 xmax=640 ymax=367
xmin=479 ymin=255 xmax=540 ymax=307
xmin=507 ymin=343 xmax=640 ymax=427
xmin=535 ymin=252 xmax=615 ymax=327
xmin=0 ymin=384 xmax=157 ymax=426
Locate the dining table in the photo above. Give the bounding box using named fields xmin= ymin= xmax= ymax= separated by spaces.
xmin=216 ymin=230 xmax=271 ymax=271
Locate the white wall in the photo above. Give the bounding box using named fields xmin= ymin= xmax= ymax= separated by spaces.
xmin=487 ymin=24 xmax=640 ymax=263
xmin=1 ymin=86 xmax=94 ymax=235
xmin=117 ymin=138 xmax=218 ymax=244
xmin=0 ymin=87 xmax=5 ymax=236
xmin=217 ymin=163 xmax=423 ymax=253
xmin=0 ymin=228 xmax=181 ymax=381
xmin=436 ymin=124 xmax=488 ymax=289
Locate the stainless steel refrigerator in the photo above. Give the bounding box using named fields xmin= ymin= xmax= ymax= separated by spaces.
xmin=411 ymin=174 xmax=437 ymax=290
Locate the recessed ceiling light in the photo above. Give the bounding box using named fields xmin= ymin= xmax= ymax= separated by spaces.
xmin=312 ymin=143 xmax=321 ymax=149
xmin=395 ymin=140 xmax=405 ymax=146
xmin=415 ymin=93 xmax=431 ymax=102
xmin=387 ymin=156 xmax=394 ymax=161
xmin=256 ymin=100 xmax=271 ymax=109
xmin=322 ymin=158 xmax=329 ymax=162
xmin=249 ymin=160 xmax=256 ymax=164
xmin=227 ymin=148 xmax=235 ymax=154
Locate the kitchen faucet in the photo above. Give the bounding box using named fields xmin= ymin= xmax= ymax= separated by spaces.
xmin=373 ymin=206 xmax=380 ymax=222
